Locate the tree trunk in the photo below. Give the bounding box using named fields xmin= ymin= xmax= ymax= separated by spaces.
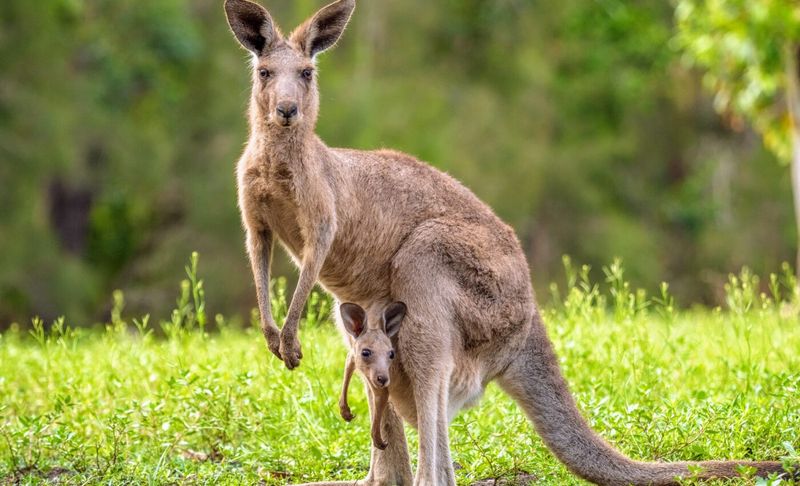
xmin=786 ymin=43 xmax=800 ymax=276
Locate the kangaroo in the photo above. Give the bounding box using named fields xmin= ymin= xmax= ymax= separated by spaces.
xmin=338 ymin=302 xmax=405 ymax=451
xmin=223 ymin=0 xmax=792 ymax=484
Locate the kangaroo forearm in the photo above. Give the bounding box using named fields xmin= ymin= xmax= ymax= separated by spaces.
xmin=249 ymin=229 xmax=276 ymax=324
xmin=284 ymin=226 xmax=334 ymax=330
xmin=274 ymin=222 xmax=335 ymax=369
xmin=247 ymin=228 xmax=279 ymax=332
xmin=247 ymin=228 xmax=282 ymax=359
xmin=284 ymin=260 xmax=323 ymax=331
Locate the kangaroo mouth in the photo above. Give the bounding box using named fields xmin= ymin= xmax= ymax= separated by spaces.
xmin=269 ymin=115 xmax=299 ymax=128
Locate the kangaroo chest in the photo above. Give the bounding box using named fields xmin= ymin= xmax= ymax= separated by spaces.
xmin=241 ymin=163 xmax=306 ymax=257
xmin=241 ymin=156 xmax=394 ymax=304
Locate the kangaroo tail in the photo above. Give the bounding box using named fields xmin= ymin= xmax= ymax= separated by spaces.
xmin=496 ymin=312 xmax=786 ymax=486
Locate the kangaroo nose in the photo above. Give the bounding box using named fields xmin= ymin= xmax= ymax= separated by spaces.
xmin=276 ymin=102 xmax=298 ymax=120
xmin=376 ymin=375 xmax=388 ymax=387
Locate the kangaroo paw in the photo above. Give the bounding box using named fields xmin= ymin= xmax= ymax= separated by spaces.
xmin=279 ymin=331 xmax=303 ymax=369
xmin=261 ymin=325 xmax=282 ymax=360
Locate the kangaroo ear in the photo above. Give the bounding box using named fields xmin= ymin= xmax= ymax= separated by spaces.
xmin=291 ymin=0 xmax=355 ymax=58
xmin=225 ymin=0 xmax=277 ymax=55
xmin=340 ymin=303 xmax=366 ymax=338
xmin=382 ymin=302 xmax=406 ymax=338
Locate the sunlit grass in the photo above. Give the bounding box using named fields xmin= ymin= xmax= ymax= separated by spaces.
xmin=1 ymin=256 xmax=798 ymax=484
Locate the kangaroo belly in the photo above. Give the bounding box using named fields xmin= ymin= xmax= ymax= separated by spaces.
xmin=317 ymin=234 xmax=399 ymax=303
xmin=447 ymin=357 xmax=488 ymax=421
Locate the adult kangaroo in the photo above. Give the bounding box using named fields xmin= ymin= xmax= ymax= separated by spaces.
xmin=224 ymin=0 xmax=789 ymax=484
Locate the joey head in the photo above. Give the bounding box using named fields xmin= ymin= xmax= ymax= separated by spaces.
xmin=338 ymin=302 xmax=405 ymax=450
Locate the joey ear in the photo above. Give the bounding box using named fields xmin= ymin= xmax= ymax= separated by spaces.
xmin=340 ymin=303 xmax=367 ymax=338
xmin=225 ymin=0 xmax=277 ymax=55
xmin=291 ymin=0 xmax=355 ymax=58
xmin=382 ymin=302 xmax=406 ymax=338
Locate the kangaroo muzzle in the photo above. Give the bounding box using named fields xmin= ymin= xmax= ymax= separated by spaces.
xmin=275 ymin=101 xmax=298 ymax=126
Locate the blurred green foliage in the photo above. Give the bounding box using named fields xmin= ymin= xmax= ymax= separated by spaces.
xmin=675 ymin=0 xmax=800 ymax=161
xmin=0 ymin=0 xmax=797 ymax=325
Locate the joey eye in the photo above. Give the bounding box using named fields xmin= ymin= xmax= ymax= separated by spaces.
xmin=258 ymin=68 xmax=271 ymax=79
xmin=389 ymin=350 xmax=395 ymax=360
xmin=361 ymin=349 xmax=372 ymax=358
xmin=301 ymin=68 xmax=313 ymax=80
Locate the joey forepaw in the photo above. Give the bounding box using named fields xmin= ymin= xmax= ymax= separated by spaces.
xmin=340 ymin=405 xmax=354 ymax=422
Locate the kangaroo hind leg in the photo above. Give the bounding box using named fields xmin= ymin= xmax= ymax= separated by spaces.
xmin=390 ymin=260 xmax=459 ymax=485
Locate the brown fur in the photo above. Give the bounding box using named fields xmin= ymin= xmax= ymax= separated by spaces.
xmin=224 ymin=1 xmax=792 ymax=484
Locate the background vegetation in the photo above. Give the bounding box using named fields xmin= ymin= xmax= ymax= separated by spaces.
xmin=2 ymin=0 xmax=800 ymax=325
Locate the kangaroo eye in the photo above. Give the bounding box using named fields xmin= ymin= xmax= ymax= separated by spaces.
xmin=301 ymin=68 xmax=313 ymax=80
xmin=389 ymin=350 xmax=395 ymax=360
xmin=258 ymin=68 xmax=271 ymax=79
xmin=361 ymin=349 xmax=372 ymax=358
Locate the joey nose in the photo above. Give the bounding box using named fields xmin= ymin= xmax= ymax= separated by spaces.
xmin=276 ymin=102 xmax=298 ymax=120
xmin=376 ymin=375 xmax=388 ymax=387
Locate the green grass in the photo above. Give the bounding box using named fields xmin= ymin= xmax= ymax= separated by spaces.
xmin=1 ymin=256 xmax=799 ymax=485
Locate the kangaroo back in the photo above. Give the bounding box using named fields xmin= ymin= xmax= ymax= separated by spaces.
xmin=496 ymin=312 xmax=786 ymax=486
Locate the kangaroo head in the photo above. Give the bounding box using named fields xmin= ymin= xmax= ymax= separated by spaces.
xmin=224 ymin=0 xmax=354 ymax=131
xmin=340 ymin=302 xmax=406 ymax=390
